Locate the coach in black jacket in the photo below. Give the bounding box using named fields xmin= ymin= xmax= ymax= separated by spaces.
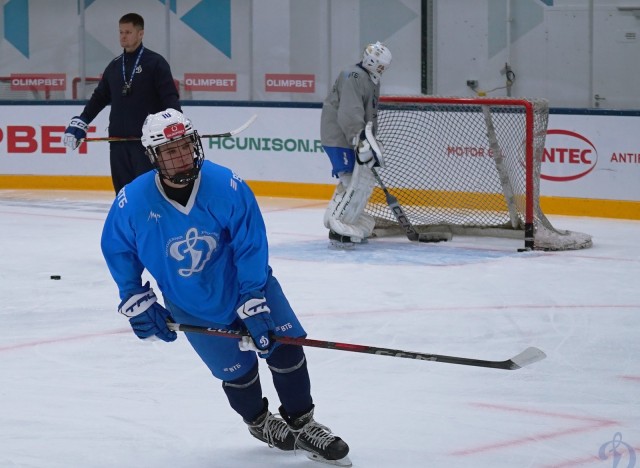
xmin=64 ymin=12 xmax=181 ymax=194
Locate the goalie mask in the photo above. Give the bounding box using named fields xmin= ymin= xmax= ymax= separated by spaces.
xmin=361 ymin=42 xmax=392 ymax=84
xmin=141 ymin=108 xmax=204 ymax=185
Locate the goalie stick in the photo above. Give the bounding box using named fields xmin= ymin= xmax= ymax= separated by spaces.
xmin=364 ymin=123 xmax=450 ymax=243
xmin=370 ymin=166 xmax=419 ymax=242
xmin=166 ymin=323 xmax=546 ymax=370
xmin=81 ymin=114 xmax=258 ymax=143
xmin=370 ymin=167 xmax=451 ymax=243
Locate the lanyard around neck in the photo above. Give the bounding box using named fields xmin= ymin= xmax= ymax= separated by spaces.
xmin=122 ymin=46 xmax=144 ymax=88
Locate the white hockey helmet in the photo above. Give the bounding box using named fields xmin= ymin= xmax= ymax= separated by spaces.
xmin=141 ymin=108 xmax=204 ymax=184
xmin=361 ymin=41 xmax=392 ymax=84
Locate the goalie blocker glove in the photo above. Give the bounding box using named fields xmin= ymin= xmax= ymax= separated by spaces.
xmin=353 ymin=121 xmax=385 ymax=169
xmin=118 ymin=282 xmax=177 ymax=342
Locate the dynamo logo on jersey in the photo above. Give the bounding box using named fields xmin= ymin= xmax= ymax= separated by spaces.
xmin=169 ymin=227 xmax=217 ymax=277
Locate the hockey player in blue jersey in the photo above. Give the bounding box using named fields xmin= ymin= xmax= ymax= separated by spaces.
xmin=100 ymin=108 xmax=351 ymax=466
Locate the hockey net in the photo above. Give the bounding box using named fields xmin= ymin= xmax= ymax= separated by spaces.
xmin=367 ymin=96 xmax=592 ymax=251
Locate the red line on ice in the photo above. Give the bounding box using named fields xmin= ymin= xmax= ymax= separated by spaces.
xmin=0 ymin=328 xmax=129 ymax=352
xmin=449 ymin=402 xmax=617 ymax=456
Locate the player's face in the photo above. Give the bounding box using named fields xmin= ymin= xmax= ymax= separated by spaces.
xmin=119 ymin=23 xmax=144 ymax=52
xmin=156 ymin=139 xmax=195 ymax=178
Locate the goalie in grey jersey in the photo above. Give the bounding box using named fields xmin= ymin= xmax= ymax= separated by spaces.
xmin=320 ymin=41 xmax=392 ymax=248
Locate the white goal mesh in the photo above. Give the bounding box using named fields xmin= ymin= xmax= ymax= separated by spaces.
xmin=367 ymin=96 xmax=592 ymax=251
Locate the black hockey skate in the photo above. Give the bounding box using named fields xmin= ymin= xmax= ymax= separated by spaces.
xmin=328 ymin=230 xmax=357 ymax=250
xmin=280 ymin=405 xmax=352 ymax=467
xmin=246 ymin=398 xmax=296 ymax=451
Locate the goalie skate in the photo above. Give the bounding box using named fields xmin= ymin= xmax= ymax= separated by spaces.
xmin=328 ymin=230 xmax=359 ymax=250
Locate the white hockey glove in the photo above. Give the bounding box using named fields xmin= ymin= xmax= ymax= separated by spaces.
xmin=238 ymin=335 xmax=269 ymax=354
xmin=354 ymin=121 xmax=385 ymax=168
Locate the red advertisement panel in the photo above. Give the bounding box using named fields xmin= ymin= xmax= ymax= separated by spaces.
xmin=265 ymin=74 xmax=315 ymax=93
xmin=10 ymin=74 xmax=66 ymax=90
xmin=184 ymin=73 xmax=237 ymax=92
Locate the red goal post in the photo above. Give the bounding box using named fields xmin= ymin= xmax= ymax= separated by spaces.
xmin=367 ymin=95 xmax=592 ymax=251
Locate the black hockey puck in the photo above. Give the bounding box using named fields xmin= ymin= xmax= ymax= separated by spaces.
xmin=50 ymin=275 xmax=61 ymax=280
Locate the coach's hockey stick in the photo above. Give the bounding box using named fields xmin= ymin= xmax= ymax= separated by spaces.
xmin=166 ymin=323 xmax=546 ymax=370
xmin=81 ymin=114 xmax=258 ymax=143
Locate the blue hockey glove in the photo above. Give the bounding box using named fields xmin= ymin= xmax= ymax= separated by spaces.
xmin=236 ymin=293 xmax=275 ymax=357
xmin=118 ymin=283 xmax=177 ymax=342
xmin=64 ymin=116 xmax=89 ymax=150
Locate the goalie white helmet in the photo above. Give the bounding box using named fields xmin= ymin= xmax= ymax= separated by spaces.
xmin=141 ymin=108 xmax=204 ymax=184
xmin=361 ymin=41 xmax=392 ymax=84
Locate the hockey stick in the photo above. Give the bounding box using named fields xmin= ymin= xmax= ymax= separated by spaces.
xmin=370 ymin=167 xmax=451 ymax=243
xmin=364 ymin=121 xmax=450 ymax=243
xmin=370 ymin=166 xmax=419 ymax=242
xmin=166 ymin=323 xmax=546 ymax=370
xmin=81 ymin=114 xmax=258 ymax=143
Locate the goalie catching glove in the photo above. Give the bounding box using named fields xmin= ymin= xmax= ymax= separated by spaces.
xmin=236 ymin=292 xmax=276 ymax=357
xmin=354 ymin=121 xmax=385 ymax=169
xmin=118 ymin=282 xmax=177 ymax=342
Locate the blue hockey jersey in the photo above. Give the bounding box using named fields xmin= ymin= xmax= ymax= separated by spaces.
xmin=101 ymin=161 xmax=269 ymax=326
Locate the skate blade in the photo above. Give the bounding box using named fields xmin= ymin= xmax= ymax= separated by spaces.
xmin=305 ymin=451 xmax=352 ymax=467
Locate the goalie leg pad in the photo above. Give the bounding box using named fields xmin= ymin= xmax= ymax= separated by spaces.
xmin=327 ymin=164 xmax=376 ymax=239
xmin=323 ymin=182 xmax=345 ymax=229
xmin=356 ymin=212 xmax=376 ymax=238
xmin=324 ymin=175 xmax=365 ymax=240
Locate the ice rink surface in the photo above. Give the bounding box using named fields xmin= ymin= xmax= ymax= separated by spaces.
xmin=1 ymin=189 xmax=638 ymax=468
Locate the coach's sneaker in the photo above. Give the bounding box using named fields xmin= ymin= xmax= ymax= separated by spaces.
xmin=246 ymin=398 xmax=296 ymax=451
xmin=280 ymin=405 xmax=351 ymax=466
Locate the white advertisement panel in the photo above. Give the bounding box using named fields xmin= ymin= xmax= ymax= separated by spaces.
xmin=0 ymin=105 xmax=638 ymax=203
xmin=542 ymin=114 xmax=640 ymax=201
xmin=0 ymin=104 xmax=334 ymax=184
